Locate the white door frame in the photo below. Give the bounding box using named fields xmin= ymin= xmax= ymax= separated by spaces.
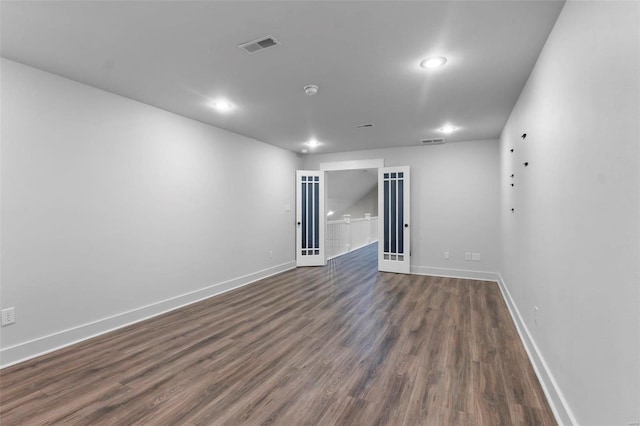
xmin=319 ymin=159 xmax=385 ymax=172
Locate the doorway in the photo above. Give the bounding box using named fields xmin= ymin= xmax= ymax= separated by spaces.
xmin=325 ymin=169 xmax=378 ymax=260
xmin=296 ymin=159 xmax=410 ymax=273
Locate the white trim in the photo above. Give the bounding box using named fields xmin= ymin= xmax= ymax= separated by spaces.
xmin=0 ymin=261 xmax=296 ymax=369
xmin=496 ymin=273 xmax=577 ymax=426
xmin=319 ymin=158 xmax=384 ymax=171
xmin=411 ymin=265 xmax=500 ymax=282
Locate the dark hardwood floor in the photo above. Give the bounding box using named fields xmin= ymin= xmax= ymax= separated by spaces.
xmin=0 ymin=243 xmax=556 ymax=425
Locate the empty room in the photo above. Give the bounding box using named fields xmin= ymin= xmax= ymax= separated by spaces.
xmin=0 ymin=1 xmax=638 ymax=425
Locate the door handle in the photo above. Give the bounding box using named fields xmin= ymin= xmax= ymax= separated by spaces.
xmin=404 ymin=224 xmax=409 ymax=228
xmin=297 ymin=221 xmax=301 ymax=226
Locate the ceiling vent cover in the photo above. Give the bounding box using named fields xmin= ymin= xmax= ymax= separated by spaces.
xmin=239 ymin=36 xmax=280 ymax=53
xmin=421 ymin=138 xmax=446 ymax=145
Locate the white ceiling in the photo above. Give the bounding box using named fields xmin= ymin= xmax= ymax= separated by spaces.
xmin=0 ymin=1 xmax=564 ymax=154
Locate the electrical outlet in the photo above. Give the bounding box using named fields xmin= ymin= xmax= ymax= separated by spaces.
xmin=465 ymin=252 xmax=472 ymax=261
xmin=471 ymin=252 xmax=481 ymax=261
xmin=269 ymin=250 xmax=273 ymax=259
xmin=534 ymin=306 xmax=539 ymax=326
xmin=1 ymin=307 xmax=16 ymax=326
xmin=444 ymin=251 xmax=450 ymax=260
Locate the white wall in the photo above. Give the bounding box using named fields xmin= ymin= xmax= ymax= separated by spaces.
xmin=499 ymin=1 xmax=640 ymax=424
xmin=0 ymin=59 xmax=301 ymax=366
xmin=326 ymin=168 xmax=377 ymax=219
xmin=340 ymin=186 xmax=378 ymax=218
xmin=304 ymin=139 xmax=500 ymax=279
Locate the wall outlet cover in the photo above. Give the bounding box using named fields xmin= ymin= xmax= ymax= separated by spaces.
xmin=1 ymin=307 xmax=16 ymax=326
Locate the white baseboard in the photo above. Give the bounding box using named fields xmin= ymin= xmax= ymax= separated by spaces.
xmin=496 ymin=274 xmax=577 ymax=426
xmin=0 ymin=261 xmax=296 ymax=369
xmin=411 ymin=265 xmax=500 ymax=282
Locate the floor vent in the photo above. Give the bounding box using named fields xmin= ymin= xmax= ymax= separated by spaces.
xmin=239 ymin=36 xmax=280 ymax=53
xmin=420 ymin=138 xmax=445 ymax=145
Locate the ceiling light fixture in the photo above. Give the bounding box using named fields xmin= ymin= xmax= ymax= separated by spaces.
xmin=420 ymin=56 xmax=447 ymax=69
xmin=210 ymin=100 xmax=234 ymax=113
xmin=439 ymin=124 xmax=457 ymax=134
xmin=304 ymin=85 xmax=318 ymax=96
xmin=306 ymin=138 xmax=321 ymax=148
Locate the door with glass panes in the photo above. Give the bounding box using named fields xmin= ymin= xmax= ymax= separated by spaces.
xmin=378 ymin=166 xmax=410 ymax=273
xmin=295 ymin=171 xmax=325 ymax=266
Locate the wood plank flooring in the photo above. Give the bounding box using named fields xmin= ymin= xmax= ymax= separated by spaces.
xmin=0 ymin=243 xmax=556 ymax=425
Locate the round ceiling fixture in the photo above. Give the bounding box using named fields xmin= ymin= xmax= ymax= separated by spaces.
xmin=304 ymin=84 xmax=319 ymax=96
xmin=420 ymin=56 xmax=447 ymax=69
xmin=306 ymin=138 xmax=320 ymax=147
xmin=439 ymin=124 xmax=457 ymax=134
xmin=210 ymin=100 xmax=233 ymax=113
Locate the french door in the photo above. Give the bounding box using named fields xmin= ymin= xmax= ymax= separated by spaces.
xmin=378 ymin=166 xmax=410 ymax=273
xmin=296 ymin=171 xmax=325 ymax=266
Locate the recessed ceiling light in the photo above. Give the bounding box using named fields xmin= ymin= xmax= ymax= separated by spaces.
xmin=439 ymin=124 xmax=457 ymax=134
xmin=420 ymin=56 xmax=447 ymax=69
xmin=327 ymin=210 xmax=335 ymax=217
xmin=301 ymin=148 xmax=308 ymax=154
xmin=306 ymin=138 xmax=321 ymax=148
xmin=210 ymin=100 xmax=234 ymax=113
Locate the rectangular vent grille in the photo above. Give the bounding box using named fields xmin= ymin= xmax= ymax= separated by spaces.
xmin=421 ymin=138 xmax=445 ymax=145
xmin=239 ymin=36 xmax=280 ymax=53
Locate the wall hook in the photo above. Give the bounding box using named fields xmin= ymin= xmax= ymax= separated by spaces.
xmin=523 ymin=162 xmax=529 ymax=167
xmin=521 ymin=133 xmax=527 ymax=139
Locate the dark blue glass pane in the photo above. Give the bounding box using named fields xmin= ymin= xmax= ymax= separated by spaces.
xmin=384 ymin=180 xmax=389 ymax=252
xmin=302 ymin=176 xmax=307 ymax=181
xmin=391 ymin=180 xmax=396 ymax=253
xmin=302 ymin=182 xmax=307 ymax=249
xmin=307 ymin=181 xmax=313 ymax=250
xmin=398 ymin=172 xmax=403 ymax=178
xmin=314 ymin=182 xmax=320 ymax=248
xmin=384 ymin=173 xmax=389 ymax=179
xmin=314 ymin=176 xmax=319 ymax=182
xmin=391 ymin=173 xmax=396 ymax=178
xmin=398 ymin=180 xmax=404 ymax=254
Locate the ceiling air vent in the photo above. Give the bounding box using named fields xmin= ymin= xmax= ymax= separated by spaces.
xmin=238 ymin=35 xmax=280 ymax=54
xmin=420 ymin=138 xmax=445 ymax=145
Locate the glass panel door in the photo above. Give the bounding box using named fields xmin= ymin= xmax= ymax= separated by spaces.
xmin=296 ymin=170 xmax=325 ymax=266
xmin=378 ymin=166 xmax=410 ymax=273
